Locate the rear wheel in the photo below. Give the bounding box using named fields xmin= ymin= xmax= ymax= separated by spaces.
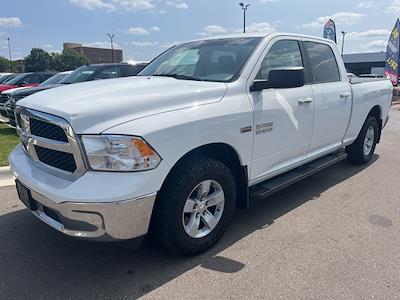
xmin=152 ymin=157 xmax=236 ymax=256
xmin=347 ymin=116 xmax=379 ymax=164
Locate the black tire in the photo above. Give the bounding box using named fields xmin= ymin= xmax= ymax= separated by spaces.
xmin=346 ymin=116 xmax=379 ymax=165
xmin=152 ymin=157 xmax=236 ymax=256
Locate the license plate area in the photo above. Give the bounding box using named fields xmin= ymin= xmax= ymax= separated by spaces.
xmin=15 ymin=180 xmax=37 ymax=210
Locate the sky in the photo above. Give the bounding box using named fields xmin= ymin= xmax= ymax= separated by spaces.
xmin=1 ymin=0 xmax=400 ymax=61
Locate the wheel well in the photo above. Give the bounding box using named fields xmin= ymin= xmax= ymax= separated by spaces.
xmin=161 ymin=143 xmax=249 ymax=209
xmin=368 ymin=105 xmax=382 ymax=143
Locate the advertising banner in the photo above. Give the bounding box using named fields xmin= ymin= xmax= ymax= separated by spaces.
xmin=384 ymin=19 xmax=400 ymax=86
xmin=323 ymin=19 xmax=337 ymax=43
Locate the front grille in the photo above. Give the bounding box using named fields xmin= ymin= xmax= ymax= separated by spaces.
xmin=30 ymin=118 xmax=68 ymax=142
xmin=35 ymin=146 xmax=77 ymax=173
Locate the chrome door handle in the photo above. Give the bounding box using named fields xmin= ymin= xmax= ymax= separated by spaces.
xmin=298 ymin=97 xmax=313 ymax=104
xmin=340 ymin=92 xmax=351 ymax=99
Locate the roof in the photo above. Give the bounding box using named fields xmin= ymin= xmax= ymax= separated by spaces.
xmin=343 ymin=52 xmax=386 ymax=64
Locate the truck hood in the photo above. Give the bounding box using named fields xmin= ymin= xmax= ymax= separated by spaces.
xmin=17 ymin=76 xmax=227 ymax=133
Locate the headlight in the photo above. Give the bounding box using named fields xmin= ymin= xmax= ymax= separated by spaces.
xmin=81 ymin=135 xmax=161 ymax=171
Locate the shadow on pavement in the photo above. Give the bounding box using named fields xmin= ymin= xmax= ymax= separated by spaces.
xmin=0 ymin=156 xmax=378 ymax=299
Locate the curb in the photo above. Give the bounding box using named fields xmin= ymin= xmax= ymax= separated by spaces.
xmin=0 ymin=166 xmax=14 ymax=187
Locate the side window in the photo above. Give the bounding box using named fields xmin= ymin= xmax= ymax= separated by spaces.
xmin=24 ymin=75 xmax=40 ymax=84
xmin=256 ymin=40 xmax=303 ymax=80
xmin=304 ymin=42 xmax=340 ymax=83
xmin=93 ymin=67 xmax=121 ymax=80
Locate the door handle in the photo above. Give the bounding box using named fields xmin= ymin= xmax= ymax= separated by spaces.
xmin=340 ymin=92 xmax=351 ymax=99
xmin=298 ymin=97 xmax=313 ymax=104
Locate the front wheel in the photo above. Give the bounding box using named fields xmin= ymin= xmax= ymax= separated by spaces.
xmin=346 ymin=116 xmax=379 ymax=164
xmin=152 ymin=157 xmax=236 ymax=256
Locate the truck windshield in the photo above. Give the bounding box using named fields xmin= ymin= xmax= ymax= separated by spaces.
xmin=139 ymin=37 xmax=262 ymax=82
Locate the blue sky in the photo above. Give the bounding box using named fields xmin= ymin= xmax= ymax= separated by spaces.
xmin=1 ymin=0 xmax=400 ymax=61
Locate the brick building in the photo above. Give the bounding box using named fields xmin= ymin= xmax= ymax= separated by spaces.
xmin=63 ymin=43 xmax=123 ymax=64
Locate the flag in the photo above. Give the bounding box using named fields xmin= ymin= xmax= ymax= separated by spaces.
xmin=323 ymin=19 xmax=337 ymax=43
xmin=384 ymin=19 xmax=400 ymax=86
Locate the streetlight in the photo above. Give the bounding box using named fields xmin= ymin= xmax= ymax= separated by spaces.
xmin=7 ymin=37 xmax=13 ymax=72
xmin=107 ymin=33 xmax=116 ymax=63
xmin=341 ymin=31 xmax=347 ymax=56
xmin=239 ymin=2 xmax=250 ymax=33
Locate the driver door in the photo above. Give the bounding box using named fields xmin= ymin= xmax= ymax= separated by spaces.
xmin=249 ymin=39 xmax=315 ymax=182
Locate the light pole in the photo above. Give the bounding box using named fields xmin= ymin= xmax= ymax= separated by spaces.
xmin=7 ymin=37 xmax=13 ymax=72
xmin=239 ymin=2 xmax=250 ymax=33
xmin=341 ymin=31 xmax=347 ymax=56
xmin=107 ymin=33 xmax=116 ymax=63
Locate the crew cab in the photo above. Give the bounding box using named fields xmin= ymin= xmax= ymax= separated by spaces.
xmin=9 ymin=34 xmax=392 ymax=255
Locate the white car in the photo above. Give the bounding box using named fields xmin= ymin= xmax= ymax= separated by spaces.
xmin=10 ymin=33 xmax=393 ymax=255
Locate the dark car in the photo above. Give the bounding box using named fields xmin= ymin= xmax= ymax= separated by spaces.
xmin=5 ymin=63 xmax=147 ymax=125
xmin=0 ymin=74 xmax=14 ymax=83
xmin=0 ymin=72 xmax=55 ymax=92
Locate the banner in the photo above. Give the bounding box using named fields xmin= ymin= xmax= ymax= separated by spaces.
xmin=323 ymin=19 xmax=337 ymax=43
xmin=384 ymin=19 xmax=400 ymax=86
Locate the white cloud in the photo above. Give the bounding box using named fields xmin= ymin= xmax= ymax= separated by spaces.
xmin=151 ymin=26 xmax=160 ymax=32
xmin=347 ymin=29 xmax=390 ymax=39
xmin=357 ymin=1 xmax=374 ymax=8
xmin=301 ymin=12 xmax=365 ymax=28
xmin=360 ymin=40 xmax=387 ymax=51
xmin=84 ymin=41 xmax=121 ymax=49
xmin=204 ymin=25 xmax=228 ymax=34
xmin=0 ymin=17 xmax=22 ymax=28
xmin=127 ymin=27 xmax=149 ymax=35
xmin=69 ymin=0 xmax=115 ymax=11
xmin=131 ymin=41 xmax=159 ymax=47
xmin=69 ymin=0 xmax=155 ymax=11
xmin=114 ymin=0 xmax=155 ymax=10
xmin=387 ymin=0 xmax=400 ymax=14
xmin=42 ymin=44 xmax=53 ymax=49
xmin=165 ymin=1 xmax=188 ymax=9
xmin=237 ymin=22 xmax=276 ymax=34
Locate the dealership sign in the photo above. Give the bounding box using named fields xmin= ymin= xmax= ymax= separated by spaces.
xmin=384 ymin=19 xmax=400 ymax=86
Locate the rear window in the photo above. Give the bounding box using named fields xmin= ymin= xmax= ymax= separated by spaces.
xmin=305 ymin=42 xmax=340 ymax=83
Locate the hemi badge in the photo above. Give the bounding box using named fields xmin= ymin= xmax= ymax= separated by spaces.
xmin=240 ymin=126 xmax=252 ymax=133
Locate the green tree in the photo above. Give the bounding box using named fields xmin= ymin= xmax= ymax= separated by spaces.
xmin=59 ymin=49 xmax=89 ymax=71
xmin=0 ymin=56 xmax=11 ymax=72
xmin=24 ymin=48 xmax=52 ymax=72
xmin=50 ymin=52 xmax=63 ymax=71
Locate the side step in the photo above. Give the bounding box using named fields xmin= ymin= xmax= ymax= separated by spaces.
xmin=250 ymin=151 xmax=347 ymax=199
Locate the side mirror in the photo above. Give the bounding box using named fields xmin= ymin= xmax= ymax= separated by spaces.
xmin=250 ymin=67 xmax=306 ymax=91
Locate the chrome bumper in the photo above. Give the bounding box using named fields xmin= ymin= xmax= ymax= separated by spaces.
xmin=24 ymin=189 xmax=156 ymax=241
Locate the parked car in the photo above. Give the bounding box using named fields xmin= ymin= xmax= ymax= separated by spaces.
xmin=0 ymin=72 xmax=55 ymax=92
xmin=4 ymin=63 xmax=147 ymax=123
xmin=0 ymin=73 xmax=13 ymax=83
xmin=0 ymin=73 xmax=18 ymax=84
xmin=4 ymin=71 xmax=73 ymax=123
xmin=9 ymin=33 xmax=392 ymax=255
xmin=359 ymin=74 xmax=385 ymax=78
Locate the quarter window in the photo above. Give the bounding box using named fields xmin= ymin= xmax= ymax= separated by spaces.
xmin=256 ymin=40 xmax=303 ymax=80
xmin=304 ymin=42 xmax=340 ymax=83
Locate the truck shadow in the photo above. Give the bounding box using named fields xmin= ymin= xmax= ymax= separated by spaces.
xmin=0 ymin=156 xmax=378 ymax=299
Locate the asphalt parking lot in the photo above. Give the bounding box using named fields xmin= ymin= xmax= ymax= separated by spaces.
xmin=0 ymin=107 xmax=399 ymax=299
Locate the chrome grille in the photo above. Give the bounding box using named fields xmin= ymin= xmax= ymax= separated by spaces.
xmin=15 ymin=107 xmax=85 ymax=179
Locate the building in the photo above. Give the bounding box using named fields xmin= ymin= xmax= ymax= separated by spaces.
xmin=63 ymin=43 xmax=123 ymax=64
xmin=343 ymin=52 xmax=386 ymax=76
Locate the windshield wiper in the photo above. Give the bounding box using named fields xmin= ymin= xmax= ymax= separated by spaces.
xmin=152 ymin=73 xmax=204 ymax=81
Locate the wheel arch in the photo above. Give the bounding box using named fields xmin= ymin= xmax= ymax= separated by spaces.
xmin=159 ymin=143 xmax=250 ymax=209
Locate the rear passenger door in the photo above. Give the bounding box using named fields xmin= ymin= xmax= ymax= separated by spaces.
xmin=304 ymin=41 xmax=352 ymax=157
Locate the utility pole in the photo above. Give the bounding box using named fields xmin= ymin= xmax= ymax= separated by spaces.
xmin=341 ymin=31 xmax=347 ymax=57
xmin=7 ymin=37 xmax=13 ymax=72
xmin=107 ymin=33 xmax=116 ymax=63
xmin=239 ymin=2 xmax=250 ymax=33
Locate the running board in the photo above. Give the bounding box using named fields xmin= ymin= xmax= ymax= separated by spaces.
xmin=250 ymin=151 xmax=348 ymax=199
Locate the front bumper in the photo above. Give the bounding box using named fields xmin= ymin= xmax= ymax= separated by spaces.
xmin=10 ymin=144 xmax=170 ymax=241
xmin=22 ymin=187 xmax=156 ymax=241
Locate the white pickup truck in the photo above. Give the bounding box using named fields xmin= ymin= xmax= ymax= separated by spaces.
xmin=9 ymin=33 xmax=392 ymax=255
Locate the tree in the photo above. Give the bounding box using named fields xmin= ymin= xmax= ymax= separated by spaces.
xmin=50 ymin=52 xmax=63 ymax=71
xmin=59 ymin=49 xmax=89 ymax=71
xmin=24 ymin=48 xmax=52 ymax=72
xmin=0 ymin=56 xmax=11 ymax=72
